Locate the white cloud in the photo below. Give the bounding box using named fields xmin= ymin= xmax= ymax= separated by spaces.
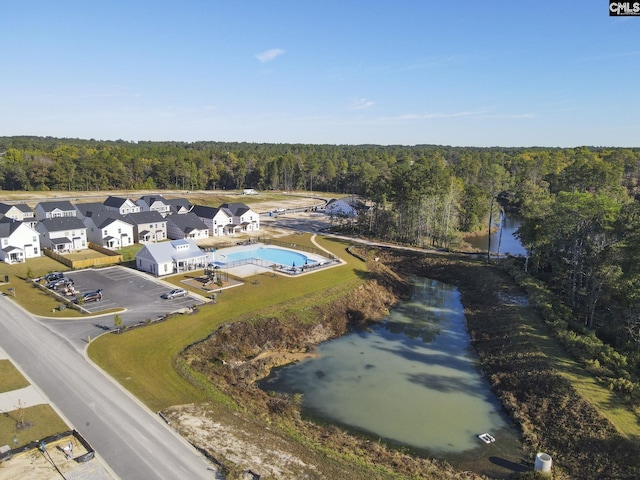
xmin=255 ymin=48 xmax=285 ymax=63
xmin=349 ymin=98 xmax=374 ymax=110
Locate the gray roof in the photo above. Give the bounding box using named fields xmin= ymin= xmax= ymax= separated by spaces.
xmin=219 ymin=202 xmax=251 ymax=216
xmin=84 ymin=210 xmax=126 ymax=229
xmin=166 ymin=198 xmax=192 ymax=211
xmin=167 ymin=212 xmax=208 ymax=232
xmin=76 ymin=202 xmax=109 ymax=217
xmin=190 ymin=204 xmax=222 ymax=219
xmin=36 ymin=200 xmax=76 ymax=212
xmin=137 ymin=239 xmax=206 ymax=264
xmin=0 ymin=202 xmax=33 ymax=215
xmin=0 ymin=218 xmax=25 ymax=237
xmin=103 ymin=196 xmax=132 ymax=208
xmin=39 ymin=216 xmax=86 ymax=232
xmin=122 ymin=210 xmax=166 ymax=225
xmin=138 ymin=195 xmax=167 ymax=206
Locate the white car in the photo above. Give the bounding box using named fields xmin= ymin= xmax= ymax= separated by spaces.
xmin=161 ymin=288 xmax=188 ymax=299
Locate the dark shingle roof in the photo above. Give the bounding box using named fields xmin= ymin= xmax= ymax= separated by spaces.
xmin=122 ymin=211 xmax=166 ymax=225
xmin=39 ymin=217 xmax=86 ymax=232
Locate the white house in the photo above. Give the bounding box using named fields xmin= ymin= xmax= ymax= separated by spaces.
xmin=122 ymin=211 xmax=167 ymax=244
xmin=219 ymin=202 xmax=260 ymax=233
xmin=191 ymin=205 xmax=233 ymax=236
xmin=36 ymin=217 xmax=87 ymax=253
xmin=166 ymin=212 xmax=209 ymax=240
xmin=34 ymin=200 xmax=77 ymax=221
xmin=0 ymin=218 xmax=41 ymax=264
xmin=82 ymin=210 xmax=134 ymax=250
xmin=137 ymin=195 xmax=171 ymax=216
xmin=103 ymin=196 xmax=141 ymax=215
xmin=135 ymin=239 xmax=207 ymax=277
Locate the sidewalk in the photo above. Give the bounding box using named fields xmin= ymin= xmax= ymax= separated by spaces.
xmin=0 ymin=346 xmax=48 ymax=412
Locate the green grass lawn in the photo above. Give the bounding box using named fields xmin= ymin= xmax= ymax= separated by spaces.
xmin=0 ymin=360 xmax=30 ymax=393
xmin=88 ymin=234 xmax=367 ymax=411
xmin=0 ymin=404 xmax=69 ymax=448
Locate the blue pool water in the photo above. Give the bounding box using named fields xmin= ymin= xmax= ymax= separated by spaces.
xmin=222 ymin=247 xmax=317 ymax=267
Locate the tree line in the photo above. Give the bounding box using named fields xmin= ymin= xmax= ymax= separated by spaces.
xmin=2 ymin=136 xmax=640 ymax=381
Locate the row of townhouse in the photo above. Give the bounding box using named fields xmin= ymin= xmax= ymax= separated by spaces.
xmin=0 ymin=195 xmax=260 ymax=264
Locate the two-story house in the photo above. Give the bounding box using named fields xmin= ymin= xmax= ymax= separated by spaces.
xmin=34 ymin=200 xmax=77 ymax=221
xmin=219 ymin=202 xmax=260 ymax=234
xmin=137 ymin=195 xmax=171 ymax=216
xmin=166 ymin=212 xmax=209 ymax=240
xmin=103 ymin=196 xmax=141 ymax=215
xmin=190 ymin=205 xmax=233 ymax=236
xmin=82 ymin=210 xmax=134 ymax=250
xmin=36 ymin=217 xmax=87 ymax=253
xmin=0 ymin=202 xmax=36 ymax=226
xmin=0 ymin=218 xmax=41 ymax=264
xmin=121 ymin=211 xmax=167 ymax=244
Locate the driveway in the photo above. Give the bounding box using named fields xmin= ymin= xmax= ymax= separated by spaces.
xmin=43 ymin=266 xmax=205 ymax=351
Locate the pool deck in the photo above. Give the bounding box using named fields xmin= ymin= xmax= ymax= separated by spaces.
xmin=211 ymin=241 xmax=343 ymax=279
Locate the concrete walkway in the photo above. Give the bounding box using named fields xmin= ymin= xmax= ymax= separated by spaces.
xmin=0 ymin=346 xmax=48 ymax=412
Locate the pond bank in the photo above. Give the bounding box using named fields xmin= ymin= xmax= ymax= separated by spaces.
xmin=172 ymin=246 xmax=639 ymax=479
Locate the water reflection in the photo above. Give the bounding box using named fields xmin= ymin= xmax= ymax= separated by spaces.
xmin=260 ymin=278 xmax=508 ymax=453
xmin=466 ymin=214 xmax=527 ymax=256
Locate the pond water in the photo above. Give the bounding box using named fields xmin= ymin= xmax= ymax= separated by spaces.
xmin=466 ymin=214 xmax=527 ymax=256
xmin=260 ymin=278 xmax=510 ymax=455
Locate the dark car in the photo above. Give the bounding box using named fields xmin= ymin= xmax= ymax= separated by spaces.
xmin=75 ymin=289 xmax=103 ymax=304
xmin=46 ymin=278 xmax=74 ymax=290
xmin=44 ymin=272 xmax=65 ymax=282
xmin=161 ymin=288 xmax=188 ymax=299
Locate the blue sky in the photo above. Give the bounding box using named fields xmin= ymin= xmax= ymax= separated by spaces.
xmin=1 ymin=1 xmax=638 ymax=147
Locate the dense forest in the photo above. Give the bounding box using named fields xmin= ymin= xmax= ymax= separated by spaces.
xmin=3 ymin=135 xmax=640 ymax=404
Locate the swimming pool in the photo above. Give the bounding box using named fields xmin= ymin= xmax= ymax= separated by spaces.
xmin=221 ymin=246 xmax=318 ymax=268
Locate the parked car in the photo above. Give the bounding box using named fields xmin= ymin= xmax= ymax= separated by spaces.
xmin=75 ymin=289 xmax=103 ymax=304
xmin=46 ymin=278 xmax=74 ymax=290
xmin=161 ymin=288 xmax=188 ymax=299
xmin=43 ymin=272 xmax=65 ymax=282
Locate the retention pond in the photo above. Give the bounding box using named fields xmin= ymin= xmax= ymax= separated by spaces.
xmin=260 ymin=277 xmax=524 ymax=475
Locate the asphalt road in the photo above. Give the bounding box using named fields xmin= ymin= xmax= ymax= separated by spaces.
xmin=0 ymin=295 xmax=220 ymax=480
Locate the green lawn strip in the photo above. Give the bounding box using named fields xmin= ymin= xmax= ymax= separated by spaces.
xmin=0 ymin=360 xmax=30 ymax=393
xmin=544 ymin=342 xmax=640 ymax=439
xmin=0 ymin=404 xmax=69 ymax=448
xmin=89 ymin=235 xmax=366 ymax=412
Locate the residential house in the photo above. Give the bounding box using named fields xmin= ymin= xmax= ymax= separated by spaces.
xmin=0 ymin=202 xmax=35 ymax=224
xmin=122 ymin=211 xmax=167 ymax=244
xmin=136 ymin=195 xmax=171 ymax=216
xmin=135 ymin=239 xmax=207 ymax=276
xmin=166 ymin=212 xmax=209 ymax=240
xmin=219 ymin=202 xmax=260 ymax=234
xmin=36 ymin=217 xmax=87 ymax=253
xmin=75 ymin=202 xmax=109 ymax=220
xmin=191 ymin=205 xmax=233 ymax=236
xmin=82 ymin=210 xmax=134 ymax=250
xmin=166 ymin=198 xmax=192 ymax=215
xmin=103 ymin=196 xmax=141 ymax=215
xmin=0 ymin=218 xmax=41 ymax=264
xmin=34 ymin=200 xmax=77 ymax=221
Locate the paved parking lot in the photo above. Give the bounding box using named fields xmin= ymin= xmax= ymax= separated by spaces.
xmin=63 ymin=266 xmax=204 ymax=320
